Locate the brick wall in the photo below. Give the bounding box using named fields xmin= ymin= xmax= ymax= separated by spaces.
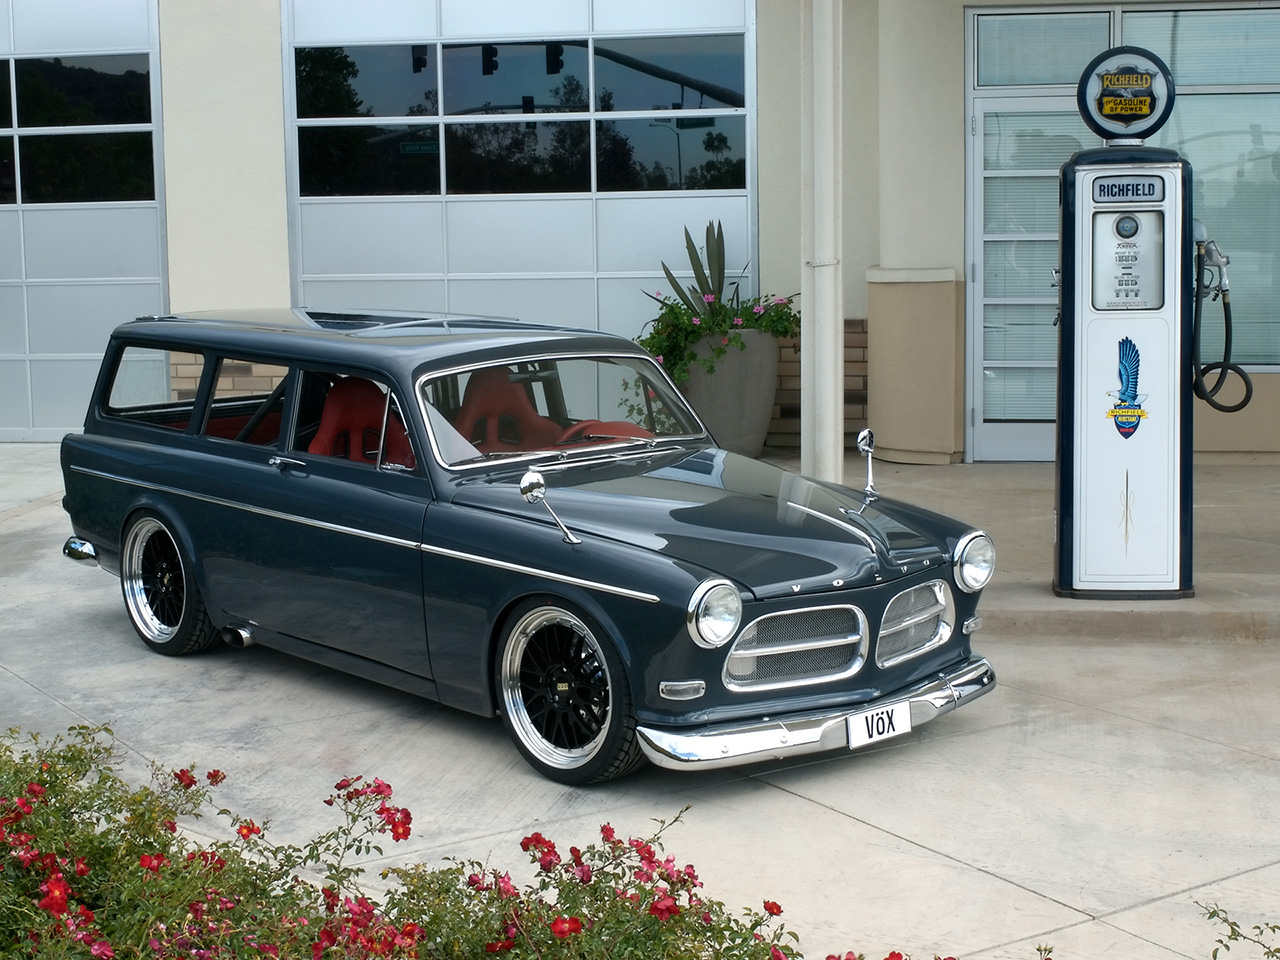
xmin=764 ymin=317 xmax=867 ymax=451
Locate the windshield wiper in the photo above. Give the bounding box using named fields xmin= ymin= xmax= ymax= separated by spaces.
xmin=555 ymin=433 xmax=656 ymax=448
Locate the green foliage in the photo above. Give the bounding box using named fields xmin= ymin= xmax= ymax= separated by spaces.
xmin=0 ymin=726 xmax=798 ymax=959
xmin=637 ymin=220 xmax=800 ymax=385
xmin=1200 ymin=901 xmax=1280 ymax=959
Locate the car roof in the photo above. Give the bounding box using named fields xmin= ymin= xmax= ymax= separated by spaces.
xmin=115 ymin=308 xmax=652 ymax=380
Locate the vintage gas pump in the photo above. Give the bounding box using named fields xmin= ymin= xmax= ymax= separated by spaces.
xmin=1054 ymin=47 xmax=1200 ymax=598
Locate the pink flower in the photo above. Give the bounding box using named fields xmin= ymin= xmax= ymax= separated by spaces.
xmin=692 ymin=318 xmax=701 ymax=325
xmin=774 ymin=297 xmax=787 ymax=305
xmin=753 ymin=304 xmax=766 ymax=314
xmin=734 ymin=317 xmax=744 ymax=325
xmin=771 ymin=948 xmax=787 ymax=960
xmin=90 ymin=941 xmax=115 ymax=958
xmin=703 ymin=294 xmax=716 ymax=304
xmin=649 ymin=893 xmax=680 ymax=921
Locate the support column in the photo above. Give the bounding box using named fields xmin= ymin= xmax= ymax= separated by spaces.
xmin=800 ymin=0 xmax=845 ymax=482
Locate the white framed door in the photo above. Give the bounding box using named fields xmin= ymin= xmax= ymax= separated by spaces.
xmin=966 ymin=96 xmax=1103 ymax=461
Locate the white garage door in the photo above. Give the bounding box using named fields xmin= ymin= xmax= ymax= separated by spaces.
xmin=0 ymin=0 xmax=164 ymax=440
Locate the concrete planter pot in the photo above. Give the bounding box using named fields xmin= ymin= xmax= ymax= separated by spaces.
xmin=679 ymin=328 xmax=779 ymax=458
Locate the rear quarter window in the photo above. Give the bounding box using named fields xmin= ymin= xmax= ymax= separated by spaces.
xmin=105 ymin=346 xmax=205 ymax=431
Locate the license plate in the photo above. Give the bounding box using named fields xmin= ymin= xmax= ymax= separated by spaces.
xmin=847 ymin=701 xmax=912 ymax=749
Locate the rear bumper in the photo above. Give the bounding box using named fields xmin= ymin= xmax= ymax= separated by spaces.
xmin=636 ymin=654 xmax=995 ymax=771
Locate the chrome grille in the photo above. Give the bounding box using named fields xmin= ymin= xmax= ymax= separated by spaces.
xmin=724 ymin=605 xmax=867 ymax=691
xmin=876 ymin=580 xmax=955 ymax=668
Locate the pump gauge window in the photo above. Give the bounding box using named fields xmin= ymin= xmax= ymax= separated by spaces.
xmin=1114 ymin=215 xmax=1140 ymax=239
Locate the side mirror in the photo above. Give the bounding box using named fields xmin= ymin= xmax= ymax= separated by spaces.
xmin=519 ymin=470 xmax=581 ymax=544
xmin=856 ymin=429 xmax=876 ymax=496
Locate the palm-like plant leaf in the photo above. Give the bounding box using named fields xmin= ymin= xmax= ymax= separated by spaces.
xmin=707 ymin=221 xmax=725 ymax=300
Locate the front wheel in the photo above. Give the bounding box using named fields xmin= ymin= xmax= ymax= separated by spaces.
xmin=120 ymin=512 xmax=218 ymax=655
xmin=497 ymin=599 xmax=645 ymax=784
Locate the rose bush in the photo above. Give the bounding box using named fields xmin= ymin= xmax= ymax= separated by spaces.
xmin=16 ymin=724 xmax=1255 ymax=959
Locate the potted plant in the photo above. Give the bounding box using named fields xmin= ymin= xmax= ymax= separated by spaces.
xmin=637 ymin=221 xmax=800 ymax=457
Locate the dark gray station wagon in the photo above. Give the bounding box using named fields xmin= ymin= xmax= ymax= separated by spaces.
xmin=61 ymin=309 xmax=996 ymax=783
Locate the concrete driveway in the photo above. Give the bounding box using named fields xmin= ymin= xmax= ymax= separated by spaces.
xmin=3 ymin=443 xmax=1277 ymax=959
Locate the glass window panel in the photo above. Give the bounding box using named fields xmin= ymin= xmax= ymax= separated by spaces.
xmin=983 ymin=111 xmax=1100 ymax=171
xmin=296 ymin=46 xmax=438 ymax=119
xmin=442 ymin=42 xmax=588 ymax=116
xmin=976 ymin=13 xmax=1111 ymax=87
xmin=16 ymin=55 xmax=150 ymax=127
xmin=594 ymin=35 xmax=744 ymax=110
xmin=445 ymin=120 xmax=589 ymax=194
xmin=298 ymin=125 xmax=440 ymax=196
xmin=1162 ymin=94 xmax=1280 ymax=364
xmin=981 ymin=366 xmax=1056 ymax=422
xmin=982 ymin=239 xmax=1056 ymax=298
xmin=19 ymin=132 xmax=154 ymax=202
xmin=982 ymin=304 xmax=1058 ymax=362
xmin=1 ymin=137 xmax=13 ymax=204
xmin=597 ymin=116 xmax=746 ymax=190
xmin=984 ymin=176 xmax=1059 ymax=234
xmin=1124 ymin=10 xmax=1280 ymax=86
xmin=1 ymin=66 xmax=10 ymax=128
xmin=107 ymin=346 xmax=204 ymax=430
xmin=205 ymin=357 xmax=289 ymax=445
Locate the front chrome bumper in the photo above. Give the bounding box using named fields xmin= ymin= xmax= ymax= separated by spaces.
xmin=63 ymin=536 xmax=99 ymax=566
xmin=636 ymin=654 xmax=995 ymax=771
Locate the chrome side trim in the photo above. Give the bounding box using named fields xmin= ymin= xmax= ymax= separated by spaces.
xmin=416 ymin=542 xmax=659 ymax=603
xmin=637 ymin=654 xmax=996 ymax=771
xmin=63 ymin=537 xmax=99 ymax=566
xmin=68 ymin=465 xmax=660 ymax=603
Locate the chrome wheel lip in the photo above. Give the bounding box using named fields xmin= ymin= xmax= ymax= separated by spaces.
xmin=500 ymin=607 xmax=610 ymax=772
xmin=121 ymin=517 xmax=185 ymax=645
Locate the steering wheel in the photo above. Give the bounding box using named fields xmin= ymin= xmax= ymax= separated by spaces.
xmin=557 ymin=419 xmax=604 ymax=444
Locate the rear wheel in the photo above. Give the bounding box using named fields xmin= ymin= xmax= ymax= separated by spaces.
xmin=120 ymin=513 xmax=217 ymax=655
xmin=497 ymin=599 xmax=645 ymax=784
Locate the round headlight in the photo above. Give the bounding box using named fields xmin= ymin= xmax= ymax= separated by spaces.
xmin=687 ymin=580 xmax=742 ymax=648
xmin=954 ymin=532 xmax=995 ymax=593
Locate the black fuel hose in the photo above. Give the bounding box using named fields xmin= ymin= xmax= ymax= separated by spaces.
xmin=1192 ymin=247 xmax=1253 ymax=413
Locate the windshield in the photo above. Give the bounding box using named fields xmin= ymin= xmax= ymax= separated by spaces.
xmin=418 ymin=355 xmax=704 ymax=467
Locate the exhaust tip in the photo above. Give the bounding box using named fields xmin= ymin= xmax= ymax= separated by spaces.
xmin=221 ymin=625 xmax=254 ymax=648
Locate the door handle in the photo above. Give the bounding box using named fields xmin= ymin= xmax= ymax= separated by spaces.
xmin=268 ymin=455 xmax=306 ymax=470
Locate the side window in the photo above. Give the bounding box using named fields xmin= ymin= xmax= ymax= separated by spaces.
xmin=105 ymin=345 xmax=205 ymax=431
xmin=202 ymin=357 xmax=290 ymax=446
xmin=293 ymin=370 xmax=416 ymax=470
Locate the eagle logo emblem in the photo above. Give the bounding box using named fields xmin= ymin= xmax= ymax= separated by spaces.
xmin=1106 ymin=337 xmax=1147 ymax=438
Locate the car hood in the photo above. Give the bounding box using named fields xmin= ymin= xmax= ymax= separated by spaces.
xmin=451 ymin=448 xmax=960 ymax=599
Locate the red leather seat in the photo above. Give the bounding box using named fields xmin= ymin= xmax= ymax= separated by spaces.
xmin=308 ymin=377 xmax=415 ymax=468
xmin=452 ymin=367 xmax=562 ymax=453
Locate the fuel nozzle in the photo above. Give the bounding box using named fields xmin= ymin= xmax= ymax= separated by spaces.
xmin=1192 ymin=219 xmax=1230 ymax=294
xmin=1203 ymin=240 xmax=1230 ymax=292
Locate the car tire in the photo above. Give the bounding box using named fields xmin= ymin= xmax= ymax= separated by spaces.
xmin=120 ymin=512 xmax=218 ymax=655
xmin=497 ymin=598 xmax=646 ymax=784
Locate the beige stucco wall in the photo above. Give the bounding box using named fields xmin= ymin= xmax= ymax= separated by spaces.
xmin=159 ymin=0 xmax=292 ymax=311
